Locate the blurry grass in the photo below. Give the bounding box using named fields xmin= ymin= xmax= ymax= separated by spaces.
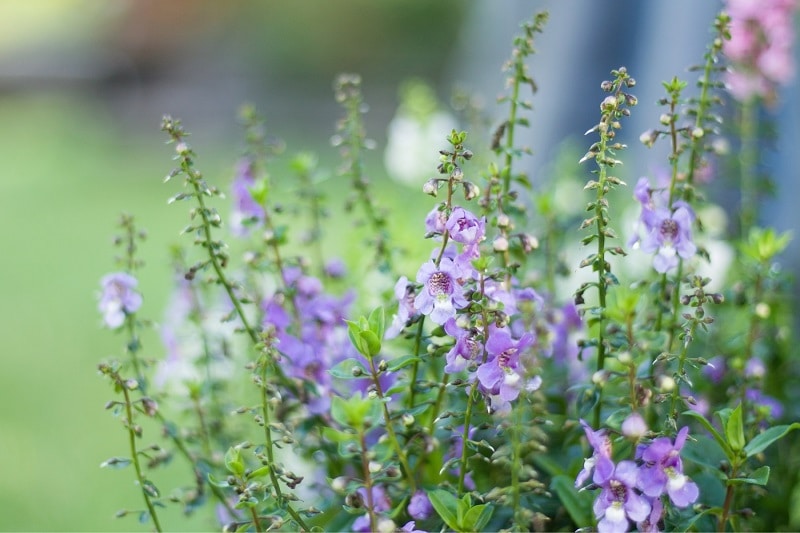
xmin=0 ymin=91 xmax=429 ymax=531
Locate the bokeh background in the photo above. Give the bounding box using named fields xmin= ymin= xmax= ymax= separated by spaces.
xmin=0 ymin=1 xmax=797 ymax=531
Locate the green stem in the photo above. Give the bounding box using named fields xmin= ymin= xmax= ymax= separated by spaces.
xmin=739 ymin=99 xmax=759 ymax=236
xmin=592 ymin=135 xmax=609 ymax=430
xmin=669 ymin=319 xmax=697 ymax=423
xmin=510 ymin=403 xmax=524 ymax=529
xmin=359 ymin=431 xmax=378 ymax=533
xmin=718 ymin=465 xmax=740 ymax=533
xmin=368 ymin=357 xmax=417 ymax=493
xmin=259 ymin=356 xmax=309 ymax=530
xmin=120 ymin=379 xmax=163 ymax=532
xmin=406 ymin=319 xmax=426 ymax=410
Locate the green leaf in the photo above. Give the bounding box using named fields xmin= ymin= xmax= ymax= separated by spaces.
xmin=328 ymin=358 xmax=367 ymax=379
xmin=247 ymin=465 xmax=271 ymax=480
xmin=321 ymin=426 xmax=357 ymax=444
xmin=224 ymin=447 xmax=245 ymax=477
xmin=463 ymin=504 xmax=493 ymax=532
xmin=727 ymin=466 xmax=770 ymax=486
xmin=358 ymin=330 xmax=381 ymax=357
xmin=428 ymin=489 xmax=460 ymax=532
xmin=682 ymin=410 xmax=733 ymax=463
xmin=724 ymin=404 xmax=745 ymax=454
xmin=551 ymin=475 xmax=593 ymax=529
xmin=207 ymin=473 xmax=230 ymax=488
xmin=368 ymin=306 xmax=385 ymax=340
xmin=344 ymin=319 xmax=367 ymax=357
xmin=386 ymin=355 xmax=422 ymax=372
xmin=744 ymin=423 xmax=800 ymax=457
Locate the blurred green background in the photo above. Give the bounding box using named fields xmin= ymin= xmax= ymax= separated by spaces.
xmin=0 ymin=1 xmax=470 ymax=530
xmin=2 ymin=1 xmax=797 ymax=531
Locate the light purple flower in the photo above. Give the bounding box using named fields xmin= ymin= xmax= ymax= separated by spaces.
xmin=98 ymin=272 xmax=143 ymax=328
xmin=414 ymin=258 xmax=468 ymax=324
xmin=443 ymin=318 xmax=483 ymax=373
xmin=230 ymin=157 xmax=264 ymax=235
xmin=425 ymin=204 xmax=448 ymax=235
xmin=637 ymin=427 xmax=699 ymax=508
xmin=446 ymin=206 xmax=485 ymax=258
xmin=593 ymin=460 xmax=651 ymax=533
xmin=476 ymin=326 xmax=536 ymax=412
xmin=385 ymin=276 xmax=417 ymax=339
xmin=408 ymin=490 xmax=433 ymax=520
xmin=621 ymin=413 xmax=648 ymax=440
xmin=352 ymin=485 xmax=391 ymax=532
xmin=576 ymin=420 xmax=615 ymax=488
xmin=640 ymin=205 xmax=696 ymax=273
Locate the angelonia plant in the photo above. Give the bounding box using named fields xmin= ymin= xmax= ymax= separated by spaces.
xmin=97 ymin=8 xmax=800 ymax=533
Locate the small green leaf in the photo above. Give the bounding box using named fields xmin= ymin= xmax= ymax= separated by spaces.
xmin=321 ymin=426 xmax=357 ymax=444
xmin=207 ymin=473 xmax=230 ymax=488
xmin=428 ymin=489 xmax=460 ymax=532
xmin=329 ymin=358 xmax=368 ymax=379
xmin=386 ymin=355 xmax=421 ymax=372
xmin=724 ymin=404 xmax=745 ymax=454
xmin=224 ymin=447 xmax=245 ymax=477
xmin=247 ymin=465 xmax=271 ymax=480
xmin=744 ymin=423 xmax=800 ymax=457
xmin=463 ymin=504 xmax=493 ymax=532
xmin=359 ymin=330 xmax=381 ymax=357
xmin=727 ymin=466 xmax=770 ymax=486
xmin=368 ymin=306 xmax=385 ymax=340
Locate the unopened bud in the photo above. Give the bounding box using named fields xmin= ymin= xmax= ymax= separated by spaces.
xmin=463 ymin=181 xmax=480 ymax=200
xmin=691 ymin=127 xmax=704 ymax=139
xmin=423 ymin=179 xmax=438 ymax=197
xmin=497 ymin=214 xmax=511 ymax=228
xmin=659 ymin=114 xmax=672 ymax=126
xmin=493 ymin=236 xmax=509 ymax=252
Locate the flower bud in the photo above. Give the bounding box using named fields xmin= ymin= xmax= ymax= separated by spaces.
xmin=423 ymin=179 xmax=438 ymax=197
xmin=691 ymin=127 xmax=704 ymax=139
xmin=497 ymin=213 xmax=511 ymax=228
xmin=463 ymin=181 xmax=480 ymax=200
xmin=493 ymin=236 xmax=509 ymax=252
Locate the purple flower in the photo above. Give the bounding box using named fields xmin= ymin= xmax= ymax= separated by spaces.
xmin=414 ymin=258 xmax=468 ymax=324
xmin=385 ymin=276 xmax=417 ymax=339
xmin=324 ymin=258 xmax=347 ymax=278
xmin=408 ymin=490 xmax=433 ymax=520
xmin=593 ymin=461 xmax=651 ymax=533
xmin=637 ymin=492 xmax=664 ymax=533
xmin=230 ymin=157 xmax=264 ymax=235
xmin=446 ymin=206 xmax=485 ymax=258
xmin=476 ymin=326 xmax=537 ymax=412
xmin=746 ymin=388 xmax=784 ymax=419
xmin=637 ymin=427 xmax=699 ymax=508
xmin=352 ymin=485 xmax=392 ymax=532
xmin=98 ymin=272 xmax=143 ymax=328
xmin=703 ymin=355 xmax=727 ymax=383
xmin=640 ymin=205 xmax=697 ymax=273
xmin=621 ymin=413 xmax=648 ymax=440
xmin=424 ymin=204 xmax=448 ymax=235
xmin=443 ymin=318 xmax=483 ymax=373
xmin=576 ymin=420 xmax=615 ymax=488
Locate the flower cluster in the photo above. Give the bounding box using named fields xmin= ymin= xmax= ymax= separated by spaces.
xmin=576 ymin=420 xmax=699 ymax=533
xmin=629 ymin=176 xmax=697 ymax=273
xmin=723 ymin=0 xmax=799 ymax=103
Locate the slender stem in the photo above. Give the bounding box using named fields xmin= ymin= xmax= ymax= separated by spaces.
xmin=510 ymin=402 xmax=524 ymax=529
xmin=458 ymin=274 xmax=490 ymax=495
xmin=739 ymin=99 xmax=759 ymax=236
xmin=249 ymin=506 xmax=264 ymax=532
xmin=719 ymin=465 xmax=739 ymax=533
xmin=367 ymin=357 xmax=417 ymax=493
xmin=669 ymin=320 xmax=697 ymax=423
xmin=359 ymin=431 xmax=378 ymax=533
xmin=259 ymin=356 xmax=310 ymax=530
xmin=120 ymin=379 xmax=163 ymax=532
xmin=592 ymin=132 xmax=610 ymax=430
xmin=406 ymin=319 xmax=426 ymax=410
